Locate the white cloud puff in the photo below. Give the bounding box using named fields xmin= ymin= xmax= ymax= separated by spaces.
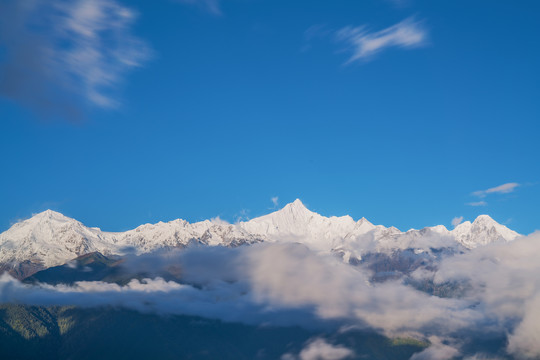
xmin=0 ymin=0 xmax=150 ymax=117
xmin=281 ymin=338 xmax=354 ymax=360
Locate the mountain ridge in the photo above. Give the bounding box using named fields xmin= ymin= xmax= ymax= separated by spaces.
xmin=0 ymin=200 xmax=520 ymax=278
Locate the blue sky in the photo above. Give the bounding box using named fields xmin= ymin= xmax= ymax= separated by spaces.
xmin=1 ymin=0 xmax=539 ymax=234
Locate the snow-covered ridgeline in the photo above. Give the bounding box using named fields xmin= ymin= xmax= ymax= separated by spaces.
xmin=0 ymin=199 xmax=520 ymax=272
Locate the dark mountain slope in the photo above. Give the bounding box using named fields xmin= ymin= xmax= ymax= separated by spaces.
xmin=0 ymin=304 xmax=427 ymax=360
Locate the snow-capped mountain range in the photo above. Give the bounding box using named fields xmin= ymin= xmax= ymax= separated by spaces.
xmin=0 ymin=199 xmax=520 ymax=278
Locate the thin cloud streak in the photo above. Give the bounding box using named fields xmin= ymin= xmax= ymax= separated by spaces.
xmin=336 ymin=17 xmax=427 ymax=63
xmin=472 ymin=183 xmax=520 ymax=198
xmin=467 ymin=201 xmax=487 ymax=207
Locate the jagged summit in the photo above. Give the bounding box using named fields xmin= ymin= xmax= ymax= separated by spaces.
xmin=472 ymin=214 xmax=497 ymax=225
xmin=280 ymin=198 xmax=313 ymax=213
xmin=452 ymin=214 xmax=519 ymax=248
xmin=453 ymin=215 xmax=508 ymax=231
xmin=289 ymin=198 xmax=307 ymax=208
xmin=241 ymin=199 xmax=323 ymax=238
xmin=263 ymin=199 xmax=354 ymax=224
xmin=271 ymin=199 xmax=313 ymax=217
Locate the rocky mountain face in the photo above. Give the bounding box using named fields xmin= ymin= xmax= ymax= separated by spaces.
xmin=0 ymin=200 xmax=520 ymax=278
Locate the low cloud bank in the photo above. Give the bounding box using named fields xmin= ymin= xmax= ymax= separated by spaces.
xmin=0 ymin=244 xmax=474 ymax=332
xmin=2 ymin=233 xmax=540 ymax=358
xmin=432 ymin=232 xmax=540 ymax=358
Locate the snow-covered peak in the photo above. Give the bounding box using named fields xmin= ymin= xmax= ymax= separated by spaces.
xmin=357 ymin=217 xmax=374 ymax=227
xmin=21 ymin=209 xmax=74 ymax=225
xmin=453 ymin=221 xmax=472 ymax=232
xmin=0 ymin=210 xmax=118 ymax=272
xmin=289 ymin=198 xmax=307 ymax=209
xmin=451 ymin=215 xmax=519 ymax=249
xmin=429 ymin=225 xmax=450 ymax=234
xmin=345 ymin=217 xmax=377 ymax=239
xmin=239 ymin=200 xmax=359 ymax=251
xmin=33 ymin=209 xmax=67 ymax=220
xmin=273 ymin=199 xmax=313 ymax=219
xmin=244 ymin=199 xmax=318 ymax=228
xmin=472 ymin=214 xmax=497 ymax=226
xmin=5 ymin=210 xmax=82 ymax=238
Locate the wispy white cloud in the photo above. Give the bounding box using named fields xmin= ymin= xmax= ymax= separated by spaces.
xmin=234 ymin=209 xmax=250 ymax=223
xmin=0 ymin=0 xmax=150 ymax=118
xmin=336 ymin=17 xmax=427 ymax=63
xmin=271 ymin=196 xmax=279 ymax=208
xmin=472 ymin=183 xmax=520 ymax=198
xmin=210 ymin=216 xmax=229 ymax=225
xmin=467 ymin=201 xmax=487 ymax=207
xmin=451 ymin=216 xmax=464 ymax=228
